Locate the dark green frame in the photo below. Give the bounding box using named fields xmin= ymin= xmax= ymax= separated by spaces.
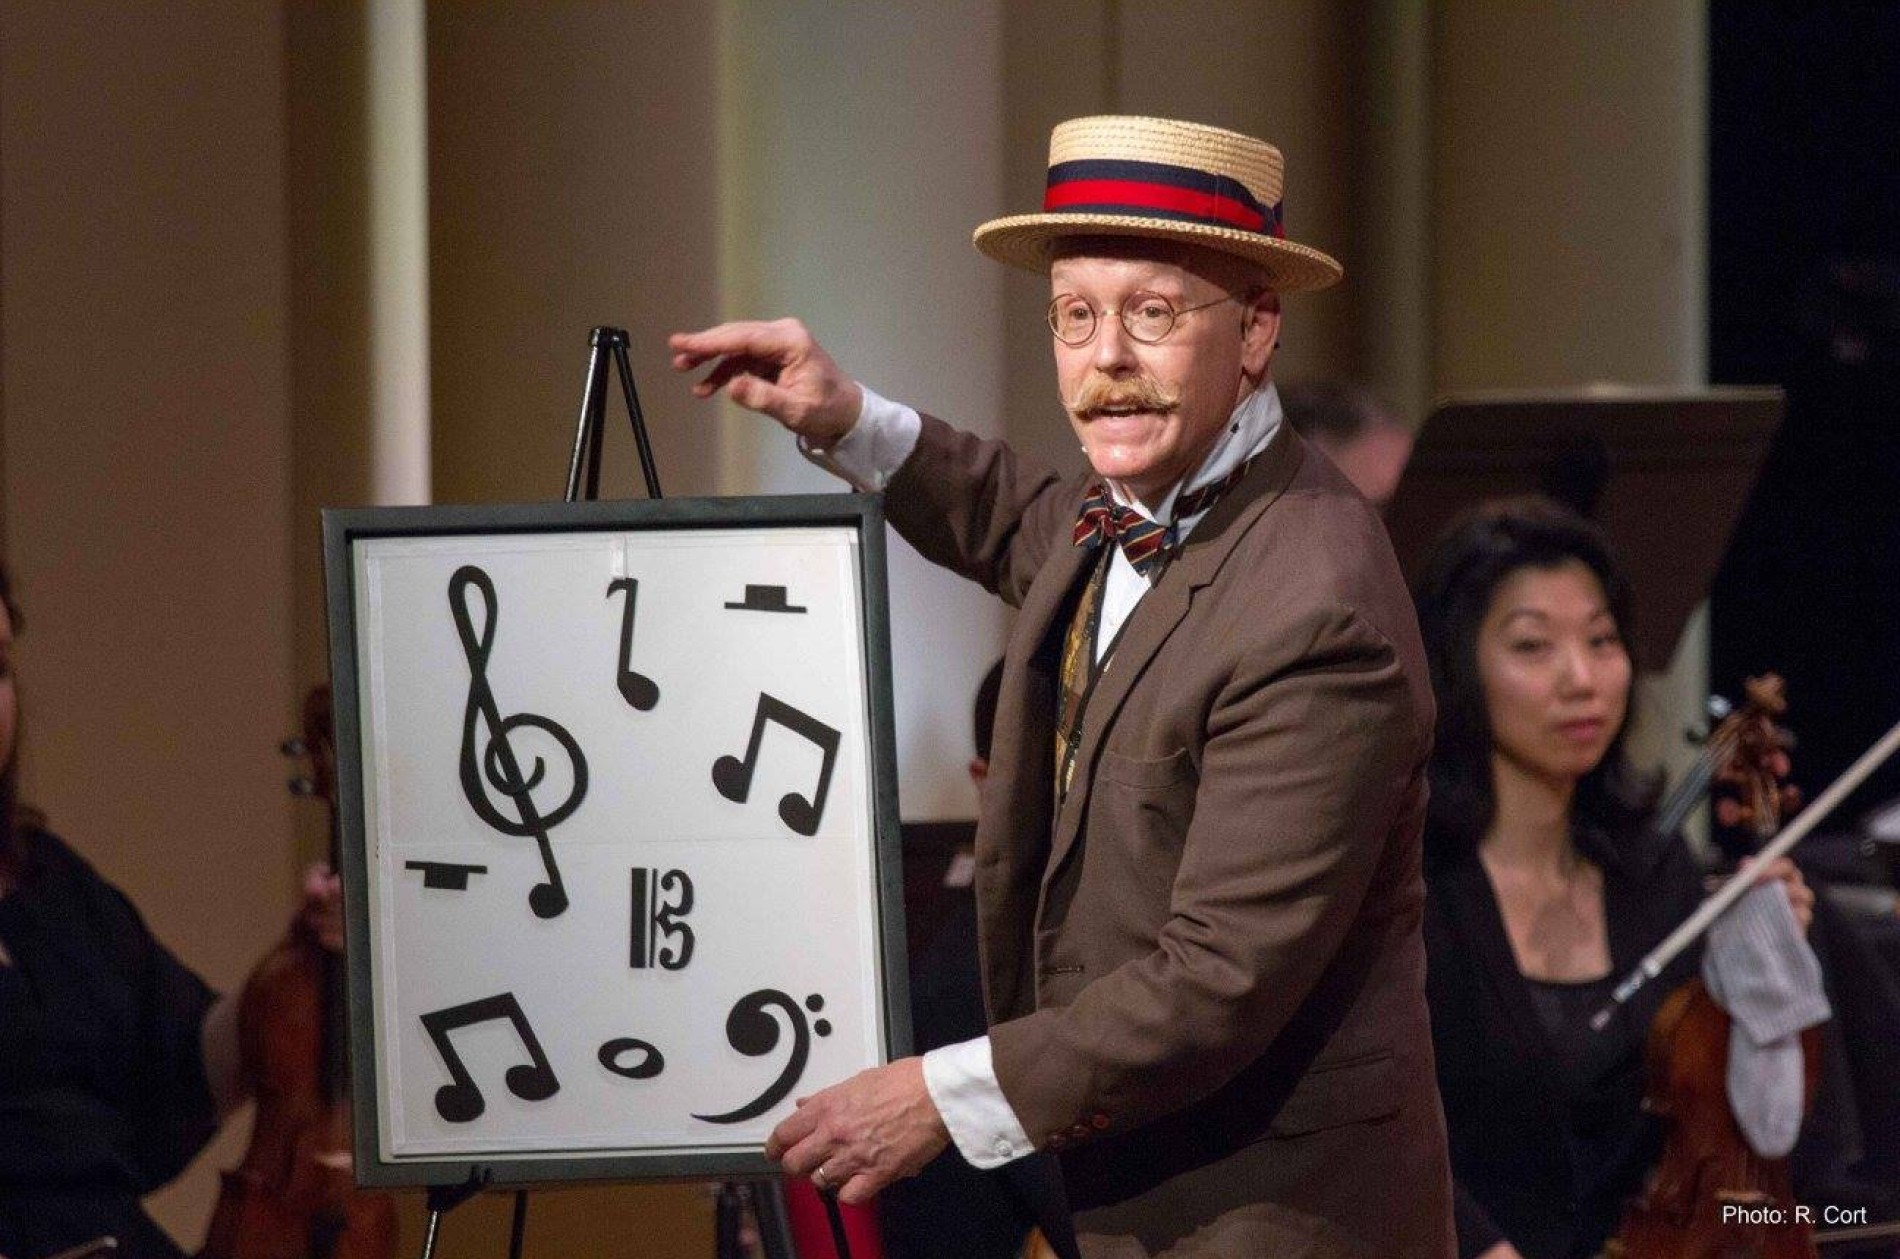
xmin=321 ymin=494 xmax=909 ymax=1190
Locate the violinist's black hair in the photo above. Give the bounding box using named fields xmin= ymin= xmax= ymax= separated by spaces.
xmin=1411 ymin=496 xmax=1655 ymax=870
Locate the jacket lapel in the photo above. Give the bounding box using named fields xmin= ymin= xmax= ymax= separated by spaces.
xmin=1040 ymin=423 xmax=1305 ymax=895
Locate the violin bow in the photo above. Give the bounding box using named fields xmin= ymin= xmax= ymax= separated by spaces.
xmin=1590 ymin=712 xmax=1900 ymax=1031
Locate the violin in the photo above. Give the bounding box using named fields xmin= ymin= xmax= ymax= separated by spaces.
xmin=197 ymin=687 xmax=397 ymax=1259
xmin=1610 ymin=674 xmax=1820 ymax=1259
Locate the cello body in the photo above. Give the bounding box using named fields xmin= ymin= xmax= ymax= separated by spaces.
xmin=1610 ymin=978 xmax=1821 ymax=1259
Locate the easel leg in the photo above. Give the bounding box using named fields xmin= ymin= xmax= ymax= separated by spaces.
xmin=419 ymin=1170 xmax=491 ymax=1259
xmin=714 ymin=1182 xmax=745 ymax=1259
xmin=508 ymin=1190 xmax=529 ymax=1259
xmin=747 ymin=1180 xmax=798 ymax=1259
xmin=566 ymin=326 xmax=665 ymax=504
xmin=566 ymin=333 xmax=613 ymax=503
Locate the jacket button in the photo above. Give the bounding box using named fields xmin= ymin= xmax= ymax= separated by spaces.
xmin=992 ymin=1136 xmax=1014 ymax=1158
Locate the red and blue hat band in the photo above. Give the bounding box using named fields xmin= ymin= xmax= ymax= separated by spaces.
xmin=1042 ymin=158 xmax=1283 ymax=238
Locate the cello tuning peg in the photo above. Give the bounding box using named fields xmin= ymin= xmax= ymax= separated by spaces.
xmin=281 ymin=737 xmax=308 ymax=758
xmin=288 ymin=775 xmax=317 ymax=797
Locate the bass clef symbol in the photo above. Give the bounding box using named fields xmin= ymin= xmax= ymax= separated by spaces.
xmin=450 ymin=564 xmax=587 ymax=919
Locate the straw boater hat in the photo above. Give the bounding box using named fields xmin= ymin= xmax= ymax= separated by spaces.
xmin=973 ymin=115 xmax=1342 ymax=292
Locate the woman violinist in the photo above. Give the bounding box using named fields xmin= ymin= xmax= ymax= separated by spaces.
xmin=0 ymin=566 xmax=341 ymax=1259
xmin=1410 ymin=498 xmax=1815 ymax=1259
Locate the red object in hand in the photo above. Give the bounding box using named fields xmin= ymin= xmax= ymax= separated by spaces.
xmin=783 ymin=1177 xmax=886 ymax=1259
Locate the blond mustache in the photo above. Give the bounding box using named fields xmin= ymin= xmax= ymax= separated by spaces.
xmin=1066 ymin=374 xmax=1180 ymax=417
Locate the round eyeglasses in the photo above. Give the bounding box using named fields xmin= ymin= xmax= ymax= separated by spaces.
xmin=1047 ymin=290 xmax=1240 ymax=346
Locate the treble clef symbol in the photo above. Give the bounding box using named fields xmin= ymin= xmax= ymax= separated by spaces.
xmin=450 ymin=565 xmax=587 ymax=919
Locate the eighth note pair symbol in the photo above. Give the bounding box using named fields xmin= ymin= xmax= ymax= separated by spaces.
xmin=712 ymin=694 xmax=841 ymax=837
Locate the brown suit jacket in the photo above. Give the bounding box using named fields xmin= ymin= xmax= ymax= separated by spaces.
xmin=884 ymin=414 xmax=1454 ymax=1258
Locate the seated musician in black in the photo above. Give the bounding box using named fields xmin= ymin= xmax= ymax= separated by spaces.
xmin=0 ymin=566 xmax=340 ymax=1259
xmin=1410 ymin=498 xmax=1815 ymax=1259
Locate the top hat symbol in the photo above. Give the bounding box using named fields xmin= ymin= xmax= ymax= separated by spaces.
xmin=724 ymin=584 xmax=807 ymax=614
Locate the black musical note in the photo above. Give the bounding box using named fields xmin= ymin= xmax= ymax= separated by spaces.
xmin=606 ymin=578 xmax=659 ymax=711
xmin=404 ymin=859 xmax=488 ymax=891
xmin=419 ymin=992 xmax=560 ymax=1124
xmin=630 ymin=867 xmax=695 ymax=970
xmin=597 ymin=1036 xmax=666 ymax=1081
xmin=450 ymin=565 xmax=588 ymax=918
xmin=710 ymin=695 xmax=841 ymax=837
xmin=692 ymin=990 xmax=833 ymax=1125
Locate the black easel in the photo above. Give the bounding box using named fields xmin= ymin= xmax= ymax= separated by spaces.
xmin=414 ymin=326 xmax=830 ymax=1259
xmin=567 ymin=326 xmax=664 ymax=503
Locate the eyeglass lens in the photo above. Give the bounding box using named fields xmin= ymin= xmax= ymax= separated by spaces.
xmin=1047 ymin=292 xmax=1184 ymax=346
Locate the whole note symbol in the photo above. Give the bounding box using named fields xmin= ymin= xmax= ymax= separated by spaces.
xmin=711 ymin=694 xmax=841 ymax=837
xmin=606 ymin=578 xmax=660 ymax=711
xmin=450 ymin=565 xmax=588 ymax=918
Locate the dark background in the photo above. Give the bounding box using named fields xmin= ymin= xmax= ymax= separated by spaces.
xmin=1710 ymin=4 xmax=1900 ymax=821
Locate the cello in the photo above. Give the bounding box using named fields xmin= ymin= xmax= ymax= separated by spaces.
xmin=197 ymin=687 xmax=397 ymax=1259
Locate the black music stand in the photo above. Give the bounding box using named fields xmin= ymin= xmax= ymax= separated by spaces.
xmin=1382 ymin=387 xmax=1784 ymax=672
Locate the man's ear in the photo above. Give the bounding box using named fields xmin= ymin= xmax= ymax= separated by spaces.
xmin=1241 ymin=289 xmax=1283 ymax=383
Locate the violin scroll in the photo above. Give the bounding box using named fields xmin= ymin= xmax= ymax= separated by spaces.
xmin=1709 ymin=674 xmax=1802 ymax=848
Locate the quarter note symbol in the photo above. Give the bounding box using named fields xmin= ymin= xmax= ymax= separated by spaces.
xmin=711 ymin=694 xmax=841 ymax=837
xmin=451 ymin=565 xmax=587 ymax=918
xmin=606 ymin=578 xmax=660 ymax=711
xmin=419 ymin=992 xmax=560 ymax=1124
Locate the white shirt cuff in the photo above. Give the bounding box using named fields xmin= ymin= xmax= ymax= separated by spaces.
xmin=797 ymin=385 xmax=921 ymax=491
xmin=921 ymin=1036 xmax=1035 ymax=1169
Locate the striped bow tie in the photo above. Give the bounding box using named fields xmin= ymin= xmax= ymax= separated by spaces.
xmin=1072 ymin=456 xmax=1256 ymax=580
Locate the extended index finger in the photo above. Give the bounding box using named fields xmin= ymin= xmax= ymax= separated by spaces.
xmin=668 ymin=320 xmax=802 ymax=370
xmin=764 ymin=1095 xmax=821 ymax=1161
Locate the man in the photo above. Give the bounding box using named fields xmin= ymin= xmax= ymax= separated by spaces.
xmin=1278 ymin=379 xmax=1414 ymax=508
xmin=673 ymin=115 xmax=1452 ymax=1258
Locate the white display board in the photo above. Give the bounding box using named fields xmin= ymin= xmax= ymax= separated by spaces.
xmin=323 ymin=497 xmax=906 ymax=1187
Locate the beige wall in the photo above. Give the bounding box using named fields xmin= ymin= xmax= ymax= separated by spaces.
xmin=1430 ymin=1 xmax=1706 ymax=392
xmin=0 ymin=0 xmax=1712 ymax=1250
xmin=427 ymin=5 xmax=723 ymax=507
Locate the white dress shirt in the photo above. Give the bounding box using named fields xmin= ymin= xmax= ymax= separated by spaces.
xmin=802 ymin=382 xmax=1284 ymax=1167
